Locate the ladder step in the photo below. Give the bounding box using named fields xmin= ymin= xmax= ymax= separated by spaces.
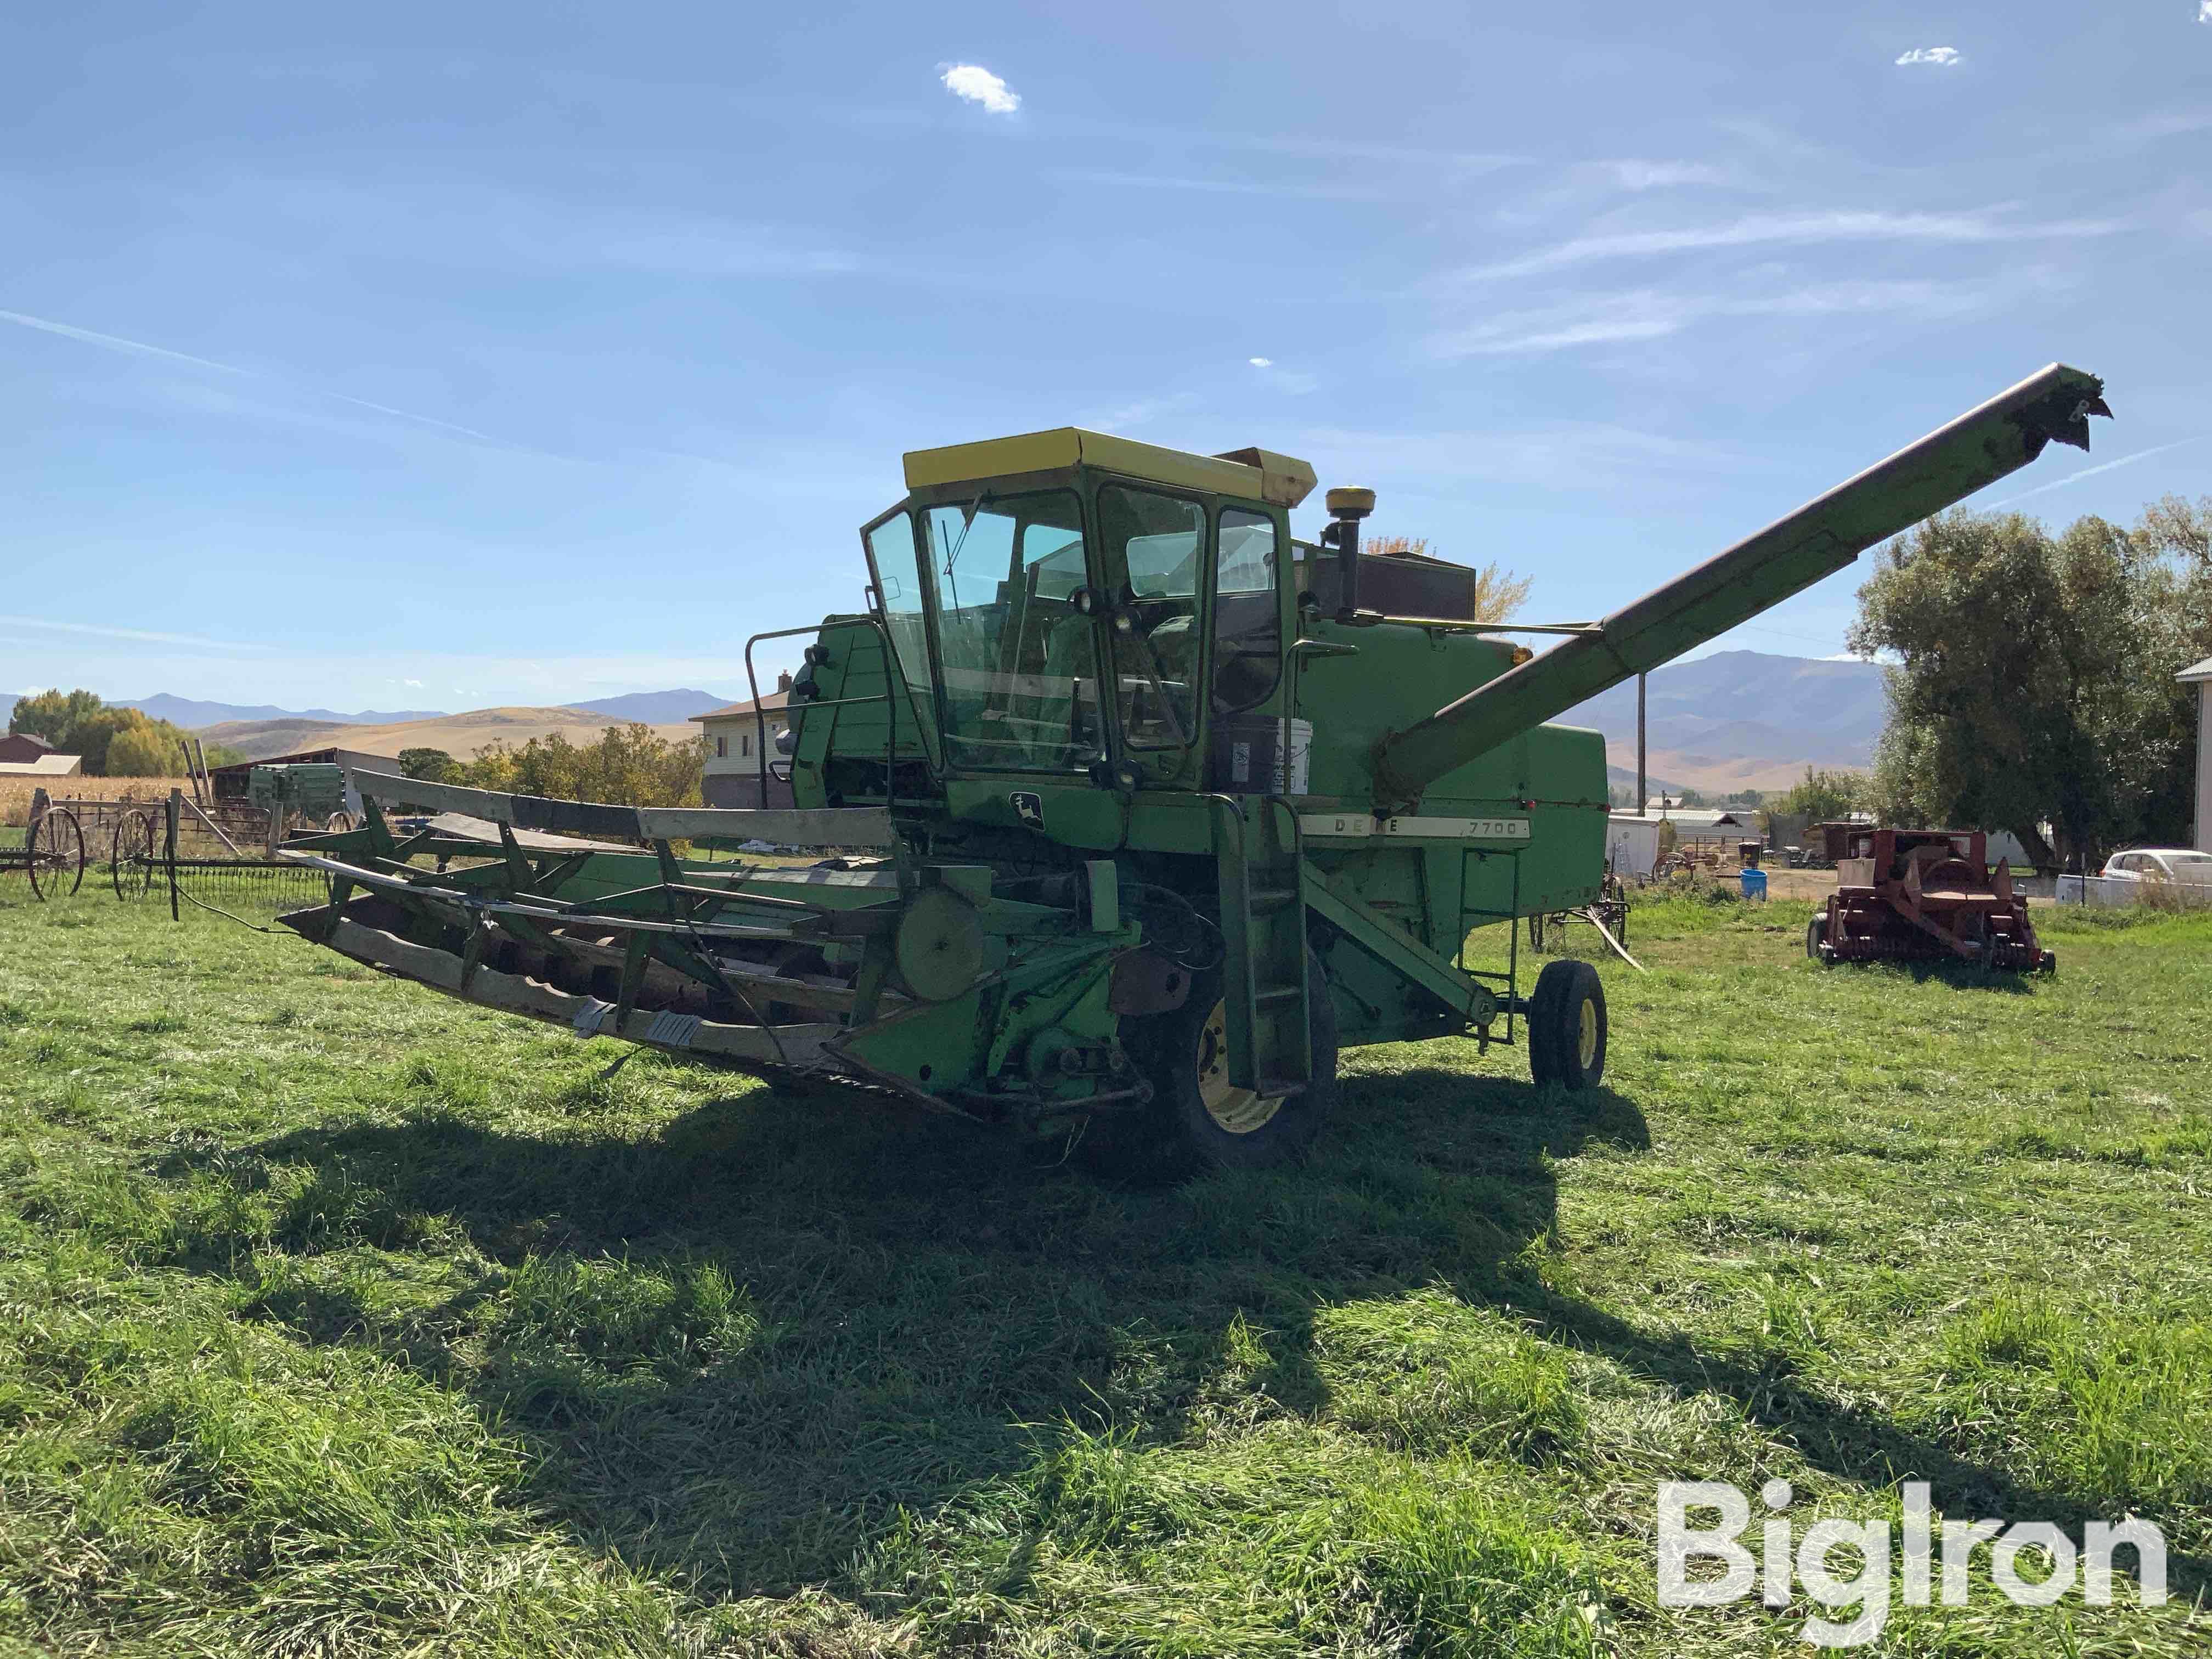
xmin=1255 ymin=982 xmax=1304 ymax=1009
xmin=1250 ymin=887 xmax=1300 ymax=912
xmin=1256 ymin=1077 xmax=1310 ymax=1098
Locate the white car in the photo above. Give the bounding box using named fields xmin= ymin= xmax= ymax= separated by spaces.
xmin=2099 ymin=848 xmax=2212 ymax=890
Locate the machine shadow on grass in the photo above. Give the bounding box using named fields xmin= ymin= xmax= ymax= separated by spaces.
xmin=216 ymin=1063 xmax=2194 ymax=1604
xmin=1818 ymin=959 xmax=2042 ymax=995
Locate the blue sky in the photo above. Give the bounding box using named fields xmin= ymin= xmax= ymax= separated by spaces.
xmin=4 ymin=2 xmax=2208 ymax=713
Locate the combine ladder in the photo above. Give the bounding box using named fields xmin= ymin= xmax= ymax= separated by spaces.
xmin=1209 ymin=795 xmax=1312 ymax=1096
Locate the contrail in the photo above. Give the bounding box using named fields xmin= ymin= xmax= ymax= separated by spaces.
xmin=0 ymin=308 xmax=245 ymax=375
xmin=0 ymin=306 xmax=534 ymax=453
xmin=0 ymin=614 xmax=270 ymax=651
xmin=1986 ymin=433 xmax=2211 ymax=507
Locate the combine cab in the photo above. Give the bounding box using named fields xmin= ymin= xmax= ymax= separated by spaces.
xmin=275 ymin=364 xmax=2106 ymax=1173
xmin=1808 ymin=828 xmax=2054 ymax=972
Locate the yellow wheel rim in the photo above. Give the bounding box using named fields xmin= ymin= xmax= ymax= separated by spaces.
xmin=1197 ymin=999 xmax=1284 ymax=1134
xmin=1577 ymin=998 xmax=1599 ymax=1070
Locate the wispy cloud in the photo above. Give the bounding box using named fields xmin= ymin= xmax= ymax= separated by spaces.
xmin=0 ymin=614 xmax=271 ymax=652
xmin=1290 ymin=422 xmax=1739 ymax=494
xmin=1983 ymin=435 xmax=2212 ymax=506
xmin=1895 ymin=46 xmax=1962 ymax=67
xmin=1432 ymin=277 xmax=2024 ymax=357
xmin=1053 ymin=167 xmax=1385 ymax=202
xmin=1451 ymin=208 xmax=2123 ymax=283
xmin=941 ymin=63 xmax=1020 ymax=115
xmin=2200 ymin=2 xmax=2210 ymax=23
xmin=1080 ymin=391 xmax=1201 ymax=433
xmin=1593 ymin=160 xmax=1744 ymax=190
xmin=1251 ymin=361 xmax=1319 ymax=397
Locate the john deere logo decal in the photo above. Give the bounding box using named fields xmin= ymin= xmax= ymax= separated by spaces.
xmin=1010 ymin=791 xmax=1045 ymax=831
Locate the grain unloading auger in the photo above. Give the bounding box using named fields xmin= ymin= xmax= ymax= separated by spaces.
xmin=280 ymin=365 xmax=2107 ymax=1174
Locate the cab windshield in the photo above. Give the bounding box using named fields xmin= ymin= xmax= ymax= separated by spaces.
xmin=921 ymin=490 xmax=1105 ymax=772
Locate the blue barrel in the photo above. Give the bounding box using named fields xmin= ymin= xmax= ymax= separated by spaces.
xmin=1739 ymin=868 xmax=1769 ymax=901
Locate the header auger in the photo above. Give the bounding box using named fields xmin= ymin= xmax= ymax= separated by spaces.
xmin=279 ymin=364 xmax=2107 ymax=1176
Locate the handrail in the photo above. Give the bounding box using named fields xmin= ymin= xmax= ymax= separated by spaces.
xmin=741 ymin=614 xmax=938 ymax=811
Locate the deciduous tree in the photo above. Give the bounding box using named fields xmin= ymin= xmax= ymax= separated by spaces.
xmin=397 ymin=748 xmax=465 ymax=785
xmin=1850 ymin=509 xmax=2196 ymax=869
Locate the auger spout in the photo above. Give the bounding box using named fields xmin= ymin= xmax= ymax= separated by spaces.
xmin=1368 ymin=363 xmax=2111 ymax=811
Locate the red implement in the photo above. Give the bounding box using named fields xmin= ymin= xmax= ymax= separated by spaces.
xmin=1808 ymin=828 xmax=2054 ymax=973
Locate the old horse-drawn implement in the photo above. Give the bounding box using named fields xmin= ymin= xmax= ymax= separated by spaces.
xmin=3 ymin=792 xmax=87 ymax=901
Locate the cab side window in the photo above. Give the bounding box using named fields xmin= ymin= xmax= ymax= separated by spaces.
xmin=1210 ymin=508 xmax=1281 ymax=714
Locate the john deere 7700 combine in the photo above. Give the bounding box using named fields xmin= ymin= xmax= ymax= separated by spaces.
xmin=280 ymin=365 xmax=2108 ymax=1173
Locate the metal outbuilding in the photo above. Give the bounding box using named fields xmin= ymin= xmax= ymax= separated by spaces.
xmin=2183 ymin=655 xmax=2212 ymax=853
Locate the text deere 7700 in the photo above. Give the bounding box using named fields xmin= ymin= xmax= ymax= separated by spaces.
xmin=279 ymin=365 xmax=2108 ymax=1176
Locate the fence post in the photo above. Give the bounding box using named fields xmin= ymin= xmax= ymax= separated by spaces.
xmin=167 ymin=789 xmax=181 ymax=922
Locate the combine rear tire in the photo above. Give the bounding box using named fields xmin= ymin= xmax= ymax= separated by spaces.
xmin=1805 ymin=913 xmax=1827 ymax=961
xmin=1091 ymin=954 xmax=1338 ymax=1181
xmin=1528 ymin=958 xmax=1606 ymax=1092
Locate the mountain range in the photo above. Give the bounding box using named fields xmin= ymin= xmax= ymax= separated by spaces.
xmin=27 ymin=658 xmax=1888 ymax=794
xmin=1560 ymin=650 xmax=1887 ymax=794
xmin=112 ymin=688 xmax=736 ymax=729
xmin=121 ymin=694 xmax=450 ymax=727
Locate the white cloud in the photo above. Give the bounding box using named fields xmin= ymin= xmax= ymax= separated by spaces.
xmin=2201 ymin=2 xmax=2210 ymax=22
xmin=1248 ymin=356 xmax=1273 ymax=367
xmin=403 ymin=678 xmax=424 ymax=687
xmin=1895 ymin=46 xmax=1961 ymax=66
xmin=941 ymin=63 xmax=1020 ymax=115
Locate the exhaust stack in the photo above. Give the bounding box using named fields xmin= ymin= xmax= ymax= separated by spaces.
xmin=1318 ymin=486 xmax=1375 ymax=620
xmin=1368 ymin=363 xmax=2111 ymax=810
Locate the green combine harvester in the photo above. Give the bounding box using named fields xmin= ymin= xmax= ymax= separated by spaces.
xmin=280 ymin=365 xmax=2108 ymax=1175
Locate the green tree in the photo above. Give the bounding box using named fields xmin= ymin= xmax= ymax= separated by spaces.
xmin=8 ymin=689 xmax=225 ymax=776
xmin=462 ymin=725 xmax=704 ymax=808
xmin=397 ymin=747 xmax=465 ymax=785
xmin=1778 ymin=767 xmax=1865 ymax=821
xmin=8 ymin=689 xmax=104 ymax=748
xmin=105 ymin=723 xmax=184 ymax=777
xmin=2132 ymin=494 xmax=2212 ymax=667
xmin=1850 ymin=509 xmax=2196 ymax=869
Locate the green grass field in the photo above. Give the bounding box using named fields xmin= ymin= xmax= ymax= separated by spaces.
xmin=1 ymin=883 xmax=2206 ymax=1656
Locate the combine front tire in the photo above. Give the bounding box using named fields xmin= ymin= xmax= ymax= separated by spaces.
xmin=1528 ymin=958 xmax=1606 ymax=1092
xmin=1092 ymin=955 xmax=1338 ymax=1180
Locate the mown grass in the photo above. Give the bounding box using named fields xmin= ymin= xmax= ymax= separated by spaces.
xmin=1 ymin=882 xmax=2206 ymax=1655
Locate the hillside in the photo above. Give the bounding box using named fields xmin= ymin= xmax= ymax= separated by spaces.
xmin=1559 ymin=650 xmax=1886 ymax=795
xmin=198 ymin=706 xmax=701 ymax=764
